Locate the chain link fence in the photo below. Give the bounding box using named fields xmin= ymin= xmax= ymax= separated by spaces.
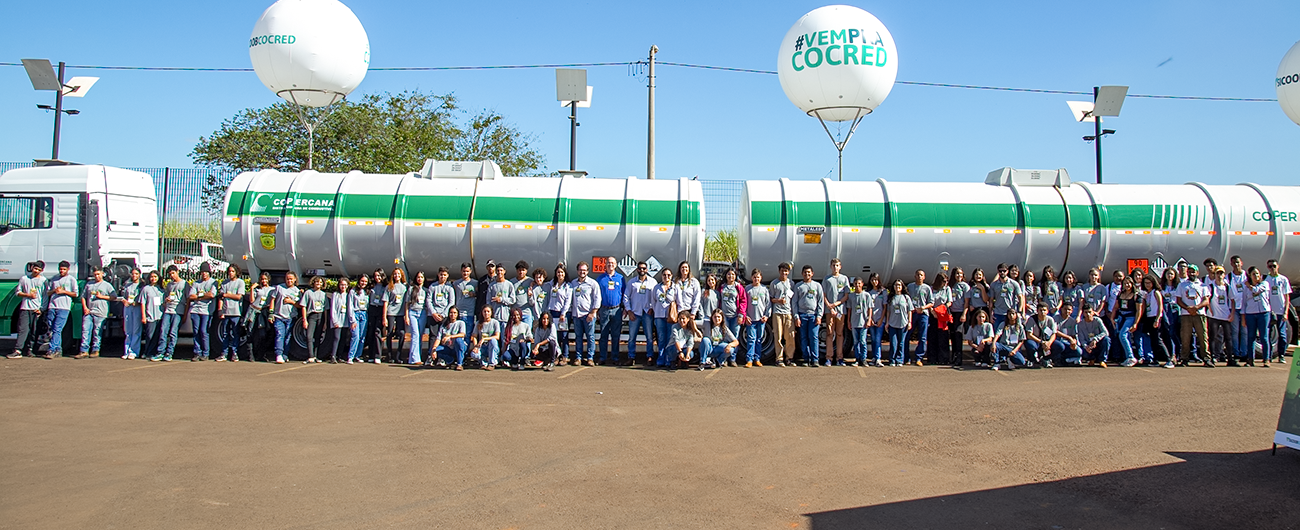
xmin=2 ymin=161 xmax=743 ymax=264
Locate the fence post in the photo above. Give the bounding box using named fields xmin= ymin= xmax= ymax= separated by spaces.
xmin=158 ymin=167 xmax=170 ymax=269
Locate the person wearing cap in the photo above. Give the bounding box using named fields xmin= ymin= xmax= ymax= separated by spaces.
xmin=187 ymin=262 xmax=219 ymax=361
xmin=77 ymin=266 xmax=116 ymax=359
xmin=8 ymin=261 xmax=46 ymax=358
xmin=475 ymin=260 xmax=497 ymax=318
xmin=42 ymin=260 xmax=78 ymax=358
xmin=1176 ymin=264 xmax=1211 ymax=367
xmin=1206 ymin=266 xmax=1236 ymax=365
xmin=1265 ymin=259 xmax=1292 ymax=364
xmin=596 ymin=256 xmax=625 ymax=365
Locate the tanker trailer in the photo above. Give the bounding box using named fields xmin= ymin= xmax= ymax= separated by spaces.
xmin=222 ymin=160 xmax=706 ymax=278
xmin=740 ymin=167 xmax=1299 ymax=283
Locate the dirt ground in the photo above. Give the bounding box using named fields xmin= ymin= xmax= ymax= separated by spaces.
xmin=1 ymin=341 xmax=1298 ymax=530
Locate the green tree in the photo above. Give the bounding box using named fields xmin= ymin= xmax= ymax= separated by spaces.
xmin=192 ymin=91 xmax=545 ymax=212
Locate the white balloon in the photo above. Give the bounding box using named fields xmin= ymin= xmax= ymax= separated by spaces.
xmin=1279 ymin=39 xmax=1300 ymax=127
xmin=777 ymin=5 xmax=898 ymax=122
xmin=249 ymin=0 xmax=370 ymax=107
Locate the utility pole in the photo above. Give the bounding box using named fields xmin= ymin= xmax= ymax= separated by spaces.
xmin=1093 ymin=86 xmax=1103 ymax=184
xmin=52 ymin=61 xmax=66 ymax=160
xmin=647 ymin=45 xmax=658 ymax=180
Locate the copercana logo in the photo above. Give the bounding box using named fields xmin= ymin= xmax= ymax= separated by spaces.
xmin=790 ymin=29 xmax=888 ymax=72
xmin=249 ymin=34 xmax=296 ymax=47
xmin=1279 ymin=73 xmax=1300 ymax=87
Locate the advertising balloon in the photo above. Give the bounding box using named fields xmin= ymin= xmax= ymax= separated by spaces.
xmin=1279 ymin=39 xmax=1300 ymax=127
xmin=777 ymin=5 xmax=898 ymax=122
xmin=249 ymin=0 xmax=370 ymax=107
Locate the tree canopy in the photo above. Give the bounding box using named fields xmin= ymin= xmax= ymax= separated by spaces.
xmin=192 ymin=91 xmax=545 ymax=212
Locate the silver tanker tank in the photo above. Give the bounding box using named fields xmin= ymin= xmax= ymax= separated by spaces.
xmin=222 ymin=160 xmax=706 ymax=277
xmin=740 ymin=168 xmax=1299 ymax=282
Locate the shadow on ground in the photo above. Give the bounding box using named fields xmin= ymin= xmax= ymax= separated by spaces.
xmin=807 ymin=450 xmax=1300 ymax=530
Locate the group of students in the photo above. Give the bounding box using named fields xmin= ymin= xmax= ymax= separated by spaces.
xmin=8 ymin=255 xmax=1294 ymax=373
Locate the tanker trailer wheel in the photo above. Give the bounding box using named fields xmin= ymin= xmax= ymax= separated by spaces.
xmin=290 ymin=317 xmax=309 ymax=360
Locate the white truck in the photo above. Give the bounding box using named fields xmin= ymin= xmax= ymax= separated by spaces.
xmin=0 ymin=163 xmax=158 ymax=338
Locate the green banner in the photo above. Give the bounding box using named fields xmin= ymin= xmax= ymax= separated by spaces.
xmin=1277 ymin=356 xmax=1300 ymax=450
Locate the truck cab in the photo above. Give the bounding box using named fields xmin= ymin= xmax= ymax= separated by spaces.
xmin=0 ymin=163 xmax=158 ymax=335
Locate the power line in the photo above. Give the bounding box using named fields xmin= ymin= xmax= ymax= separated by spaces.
xmin=1 ymin=61 xmax=1277 ymax=102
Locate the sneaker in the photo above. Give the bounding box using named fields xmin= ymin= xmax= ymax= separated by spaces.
xmin=873 ymin=361 xmax=884 ymax=367
xmin=275 ymin=356 xmax=286 ymax=364
xmin=1121 ymin=358 xmax=1137 ymax=367
xmin=454 ymin=364 xmax=464 ymax=371
xmin=744 ymin=362 xmax=753 ymax=368
xmin=373 ymin=358 xmax=381 ymax=364
xmin=346 ymin=360 xmax=354 ymax=365
xmin=754 ymin=361 xmax=763 ymax=367
xmin=916 ymin=360 xmax=924 ymax=367
xmin=543 ymin=364 xmax=553 ymax=372
xmin=7 ymin=353 xmax=23 ymax=359
xmin=1204 ymin=360 xmax=1215 ymax=368
xmin=1163 ymin=361 xmax=1175 ymax=369
xmin=1098 ymin=361 xmax=1107 ymax=368
xmin=697 ymin=364 xmax=707 ymax=371
xmin=1043 ymin=360 xmax=1054 ymax=368
xmin=215 ymin=357 xmax=226 ymax=362
xmin=991 ymin=364 xmax=1000 ymax=371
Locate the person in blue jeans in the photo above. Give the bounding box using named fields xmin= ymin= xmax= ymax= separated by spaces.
xmin=570 ymin=261 xmax=601 ymax=365
xmin=42 ymin=260 xmax=78 ymax=358
xmin=78 ymin=266 xmax=115 ymax=358
xmin=846 ymin=277 xmax=872 ymax=367
xmin=470 ymin=305 xmax=502 ymax=370
xmin=186 ymin=264 xmax=219 ymax=361
xmin=744 ymin=268 xmax=771 ymax=367
xmin=155 ymin=267 xmax=188 ymax=361
xmin=435 ymin=307 xmax=468 ymax=370
xmin=696 ymin=309 xmax=736 ymax=369
xmin=623 ymin=261 xmax=657 ymax=366
xmin=269 ymin=271 xmax=301 ymax=364
xmin=906 ymin=269 xmax=934 ymax=365
xmin=347 ymin=274 xmax=370 ymax=363
xmin=793 ymin=265 xmax=824 ymax=367
xmin=1077 ymin=305 xmax=1112 ymax=367
xmin=885 ymin=280 xmax=916 ymax=366
xmin=990 ymin=310 xmax=1030 ymax=370
xmin=596 ymin=256 xmax=625 ymax=365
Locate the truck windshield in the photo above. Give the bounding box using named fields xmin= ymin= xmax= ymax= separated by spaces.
xmin=0 ymin=197 xmax=53 ymax=232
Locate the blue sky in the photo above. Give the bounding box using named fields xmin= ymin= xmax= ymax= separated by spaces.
xmin=2 ymin=0 xmax=1298 ymax=186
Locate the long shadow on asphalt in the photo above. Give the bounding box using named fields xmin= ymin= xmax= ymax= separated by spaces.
xmin=806 ymin=449 xmax=1300 ymax=530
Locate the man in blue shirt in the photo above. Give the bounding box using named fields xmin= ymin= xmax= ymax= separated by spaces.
xmin=596 ymin=256 xmax=625 ymax=365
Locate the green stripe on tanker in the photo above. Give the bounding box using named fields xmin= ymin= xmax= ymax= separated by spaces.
xmin=750 ymin=200 xmax=1165 ymax=231
xmin=230 ymin=191 xmax=701 ymax=226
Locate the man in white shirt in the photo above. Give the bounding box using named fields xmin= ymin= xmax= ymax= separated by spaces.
xmin=1266 ymin=259 xmax=1293 ymax=363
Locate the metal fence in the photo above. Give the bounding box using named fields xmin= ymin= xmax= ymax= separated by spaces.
xmin=1 ymin=161 xmax=743 ymax=255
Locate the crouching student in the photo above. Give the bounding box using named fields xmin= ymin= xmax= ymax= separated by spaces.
xmin=660 ymin=311 xmax=701 ymax=370
xmin=1049 ymin=303 xmax=1085 ymax=366
xmin=435 ymin=307 xmax=467 ymax=370
xmin=1077 ymin=304 xmax=1112 ymax=367
xmin=504 ymin=308 xmax=533 ymax=370
xmin=991 ymin=310 xmax=1030 ymax=371
xmin=532 ymin=312 xmax=560 ymax=371
xmin=470 ymin=305 xmax=501 ymax=370
xmin=1025 ymin=303 xmax=1058 ymax=367
xmin=697 ymin=309 xmax=737 ymax=370
xmin=965 ymin=309 xmax=995 ymax=368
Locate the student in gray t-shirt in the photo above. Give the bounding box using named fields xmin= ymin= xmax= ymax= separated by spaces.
xmin=216 ymin=265 xmax=246 ymax=361
xmin=78 ymin=266 xmax=116 ymax=357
